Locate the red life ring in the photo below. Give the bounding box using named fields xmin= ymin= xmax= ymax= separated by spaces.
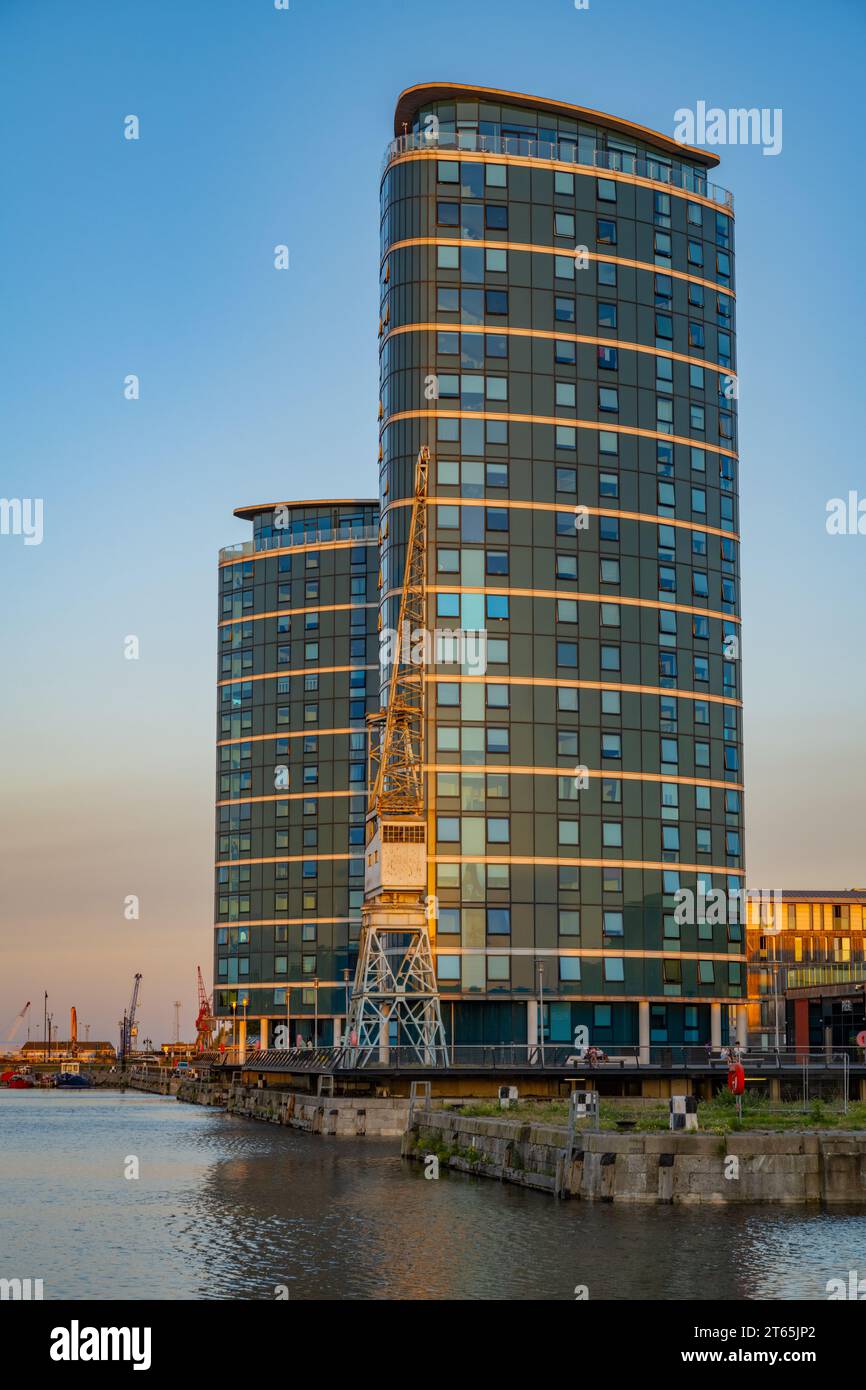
xmin=728 ymin=1062 xmax=745 ymax=1095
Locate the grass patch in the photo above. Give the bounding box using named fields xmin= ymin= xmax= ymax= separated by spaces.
xmin=452 ymin=1096 xmax=866 ymax=1134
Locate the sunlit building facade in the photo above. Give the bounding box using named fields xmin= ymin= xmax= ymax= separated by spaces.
xmin=379 ymin=84 xmax=746 ymax=1051
xmin=747 ymin=890 xmax=866 ymax=1051
xmin=213 ymin=500 xmax=379 ymax=1051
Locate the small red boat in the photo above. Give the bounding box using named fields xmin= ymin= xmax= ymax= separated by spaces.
xmin=4 ymin=1073 xmax=35 ymax=1089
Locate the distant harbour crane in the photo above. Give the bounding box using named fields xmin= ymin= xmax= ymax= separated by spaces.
xmin=194 ymin=967 xmax=216 ymax=1052
xmin=119 ymin=973 xmax=142 ymax=1065
xmin=4 ymin=1001 xmax=31 ymax=1044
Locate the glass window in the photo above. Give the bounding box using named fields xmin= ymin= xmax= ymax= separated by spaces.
xmin=437 ymin=287 xmax=459 ymax=313
xmin=487 ymin=907 xmax=511 ymax=934
xmin=437 ymin=955 xmax=460 ymax=981
xmin=597 ymin=218 xmax=617 ymax=244
xmin=559 ymin=910 xmax=581 ymax=936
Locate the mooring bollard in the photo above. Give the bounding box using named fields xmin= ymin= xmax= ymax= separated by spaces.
xmin=556 ymin=1089 xmax=600 ymax=1198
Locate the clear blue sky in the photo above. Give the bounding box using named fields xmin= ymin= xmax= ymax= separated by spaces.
xmin=2 ymin=0 xmax=864 ymax=1044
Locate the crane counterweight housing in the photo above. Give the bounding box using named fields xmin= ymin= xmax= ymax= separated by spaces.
xmin=364 ymin=817 xmax=426 ymax=897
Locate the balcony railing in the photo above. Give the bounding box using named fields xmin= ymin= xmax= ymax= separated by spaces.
xmin=219 ymin=522 xmax=378 ymax=565
xmin=786 ymin=963 xmax=866 ymax=990
xmin=217 ymin=1042 xmax=865 ymax=1072
xmin=382 ymin=131 xmax=734 ymax=210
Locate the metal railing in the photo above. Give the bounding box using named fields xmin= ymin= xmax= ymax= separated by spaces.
xmin=212 ymin=1041 xmax=866 ymax=1076
xmin=785 ymin=963 xmax=866 ymax=989
xmin=213 ymin=1042 xmax=866 ymax=1071
xmin=219 ymin=523 xmax=378 ymax=565
xmin=382 ymin=131 xmax=733 ymax=210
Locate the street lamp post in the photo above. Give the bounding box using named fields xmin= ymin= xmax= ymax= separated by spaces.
xmin=762 ymin=926 xmax=785 ymax=1050
xmin=343 ymin=968 xmax=351 ymax=1048
xmin=230 ymin=1000 xmax=237 ymax=1062
xmin=537 ymin=961 xmax=545 ymax=1068
xmin=313 ymin=978 xmax=319 ymax=1048
xmin=772 ymin=960 xmax=781 ymax=1051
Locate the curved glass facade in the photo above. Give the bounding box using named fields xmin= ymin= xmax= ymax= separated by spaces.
xmin=213 ymin=499 xmax=379 ymax=1050
xmin=379 ymin=87 xmax=745 ymax=1050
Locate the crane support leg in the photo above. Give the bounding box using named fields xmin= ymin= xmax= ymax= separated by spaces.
xmin=348 ymin=899 xmax=448 ymax=1066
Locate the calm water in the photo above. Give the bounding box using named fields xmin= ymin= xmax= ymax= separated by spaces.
xmin=3 ymin=1090 xmax=866 ymax=1300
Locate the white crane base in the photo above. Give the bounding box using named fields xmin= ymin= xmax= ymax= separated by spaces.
xmin=347 ymin=899 xmax=448 ymax=1067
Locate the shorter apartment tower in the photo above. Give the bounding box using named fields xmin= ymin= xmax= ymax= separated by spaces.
xmin=214 ymin=499 xmax=379 ymax=1052
xmin=747 ymin=890 xmax=866 ymax=1050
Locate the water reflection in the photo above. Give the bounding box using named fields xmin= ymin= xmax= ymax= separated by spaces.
xmin=2 ymin=1092 xmax=865 ymax=1301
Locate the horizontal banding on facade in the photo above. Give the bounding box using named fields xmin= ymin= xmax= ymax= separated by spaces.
xmin=214 ymin=499 xmax=379 ymax=1034
xmin=378 ymin=84 xmax=744 ymax=1045
xmin=381 ymin=410 xmax=737 ymax=459
xmin=384 ymin=148 xmax=731 ymax=215
xmin=382 ymin=246 xmax=736 ymax=298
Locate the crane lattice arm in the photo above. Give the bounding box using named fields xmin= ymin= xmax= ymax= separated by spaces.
xmin=349 ymin=444 xmax=448 ymax=1065
xmin=121 ymin=973 xmax=142 ymax=1057
xmin=195 ymin=966 xmax=215 ymax=1051
xmin=128 ymin=974 xmax=142 ymax=1035
xmin=5 ymin=1001 xmax=31 ymax=1043
xmin=368 ymin=445 xmax=429 ymax=818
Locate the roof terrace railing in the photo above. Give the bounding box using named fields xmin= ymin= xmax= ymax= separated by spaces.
xmin=382 ymin=131 xmax=734 ymax=210
xmin=219 ymin=521 xmax=378 ymax=564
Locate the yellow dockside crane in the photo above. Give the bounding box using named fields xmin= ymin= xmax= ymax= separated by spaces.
xmin=346 ymin=446 xmax=448 ymax=1065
